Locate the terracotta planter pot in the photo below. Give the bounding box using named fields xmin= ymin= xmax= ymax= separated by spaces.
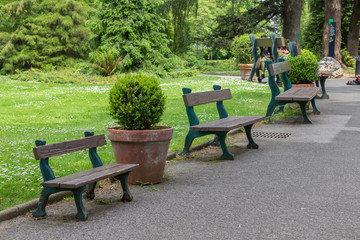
xmin=107 ymin=126 xmax=174 ymax=185
xmin=238 ymin=63 xmax=254 ymax=81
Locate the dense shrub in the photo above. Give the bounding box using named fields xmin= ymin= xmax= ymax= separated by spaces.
xmin=341 ymin=49 xmax=356 ymax=68
xmin=0 ymin=0 xmax=93 ymax=74
xmin=287 ymin=49 xmax=319 ymax=84
xmin=90 ymin=48 xmax=122 ymax=76
xmin=109 ymin=73 xmax=166 ymax=130
xmin=230 ymin=34 xmax=253 ymax=64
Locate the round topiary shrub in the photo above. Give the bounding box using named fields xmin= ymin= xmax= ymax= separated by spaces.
xmin=230 ymin=34 xmax=253 ymax=64
xmin=287 ymin=49 xmax=319 ymax=84
xmin=109 ymin=73 xmax=166 ymax=130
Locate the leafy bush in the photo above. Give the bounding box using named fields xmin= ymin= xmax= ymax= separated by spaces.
xmin=230 ymin=34 xmax=253 ymax=64
xmin=90 ymin=48 xmax=122 ymax=76
xmin=41 ymin=64 xmax=55 ymax=72
xmin=109 ymin=73 xmax=166 ymax=130
xmin=287 ymin=49 xmax=319 ymax=84
xmin=341 ymin=49 xmax=356 ymax=68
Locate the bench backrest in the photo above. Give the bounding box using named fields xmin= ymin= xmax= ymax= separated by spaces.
xmin=33 ymin=134 xmax=107 ymax=160
xmin=182 ymin=88 xmax=232 ymax=107
xmin=33 ymin=131 xmax=106 ymax=182
xmin=265 ymin=58 xmax=293 ymax=98
xmin=255 ymin=37 xmax=286 ymax=47
xmin=268 ymin=60 xmax=291 ymax=76
xmin=182 ymin=85 xmax=230 ymax=126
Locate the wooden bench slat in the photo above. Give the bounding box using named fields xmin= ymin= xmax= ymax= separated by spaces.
xmin=33 ymin=135 xmax=107 ymax=160
xmin=183 ymin=89 xmax=232 ymax=107
xmin=255 ymin=37 xmax=286 ymax=47
xmin=42 ymin=163 xmax=138 ymax=189
xmin=190 ymin=116 xmax=265 ymax=131
xmin=269 ymin=61 xmax=291 ymax=76
xmin=276 ymin=87 xmax=320 ymax=101
xmin=43 ymin=164 xmax=117 ymax=186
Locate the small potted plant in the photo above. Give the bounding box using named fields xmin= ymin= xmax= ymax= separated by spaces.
xmin=287 ymin=49 xmax=319 ymax=86
xmin=107 ymin=73 xmax=174 ymax=184
xmin=230 ymin=34 xmax=254 ymax=80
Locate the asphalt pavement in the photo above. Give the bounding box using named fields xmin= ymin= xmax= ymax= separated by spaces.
xmin=1 ymin=77 xmax=360 ymax=240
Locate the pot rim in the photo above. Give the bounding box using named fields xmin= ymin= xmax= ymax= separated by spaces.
xmin=107 ymin=125 xmax=174 ymax=142
xmin=107 ymin=125 xmax=173 ymax=132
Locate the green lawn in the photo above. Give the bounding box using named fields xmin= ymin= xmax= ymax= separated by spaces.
xmin=0 ymin=75 xmax=271 ymax=211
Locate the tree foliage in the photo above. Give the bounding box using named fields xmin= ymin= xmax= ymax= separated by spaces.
xmin=302 ymin=0 xmax=324 ymax=58
xmin=209 ymin=0 xmax=282 ymax=49
xmin=0 ymin=0 xmax=93 ymax=74
xmin=92 ymin=0 xmax=171 ymax=71
xmin=157 ymin=0 xmax=198 ymax=54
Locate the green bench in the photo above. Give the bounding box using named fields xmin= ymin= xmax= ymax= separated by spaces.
xmin=265 ymin=58 xmax=321 ymax=124
xmin=32 ymin=131 xmax=139 ymax=220
xmin=178 ymin=85 xmax=265 ymax=160
xmin=249 ymin=33 xmax=286 ymax=82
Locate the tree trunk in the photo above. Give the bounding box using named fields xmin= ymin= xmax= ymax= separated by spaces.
xmin=282 ymin=0 xmax=302 ymax=54
xmin=322 ymin=0 xmax=343 ymax=64
xmin=347 ymin=0 xmax=360 ymax=56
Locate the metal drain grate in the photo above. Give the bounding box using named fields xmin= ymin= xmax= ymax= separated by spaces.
xmin=252 ymin=132 xmax=292 ymax=139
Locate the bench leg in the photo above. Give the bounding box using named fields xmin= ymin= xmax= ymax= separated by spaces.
xmin=208 ymin=136 xmax=220 ymax=146
xmin=84 ymin=182 xmax=97 ymax=200
xmin=216 ymin=132 xmax=234 ymax=160
xmin=73 ymin=186 xmax=88 ymax=220
xmin=116 ymin=172 xmax=134 ymax=202
xmin=274 ymin=105 xmax=284 ymax=114
xmin=299 ymin=102 xmax=312 ymax=124
xmin=33 ymin=187 xmax=60 ymax=219
xmin=311 ymin=98 xmax=320 ymax=115
xmin=244 ymin=124 xmax=259 ymax=149
xmin=266 ymin=100 xmax=277 ymax=122
xmin=178 ymin=131 xmax=207 ymax=158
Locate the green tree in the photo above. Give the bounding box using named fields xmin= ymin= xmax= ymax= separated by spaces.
xmin=346 ymin=0 xmax=360 ymax=56
xmin=0 ymin=0 xmax=93 ymax=73
xmin=302 ymin=0 xmax=324 ymax=58
xmin=157 ymin=0 xmax=198 ymax=54
xmin=92 ymin=0 xmax=171 ymax=70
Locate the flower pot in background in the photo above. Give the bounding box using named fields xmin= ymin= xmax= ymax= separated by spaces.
xmin=238 ymin=63 xmax=254 ymax=81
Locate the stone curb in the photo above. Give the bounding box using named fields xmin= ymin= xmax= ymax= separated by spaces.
xmin=0 ymin=191 xmax=72 ymax=222
xmin=0 ymin=127 xmax=245 ymax=222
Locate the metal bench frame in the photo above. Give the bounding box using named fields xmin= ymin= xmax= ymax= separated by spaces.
xmin=265 ymin=58 xmax=321 ymax=124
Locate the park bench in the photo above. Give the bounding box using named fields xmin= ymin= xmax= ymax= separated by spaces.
xmin=265 ymin=58 xmax=321 ymax=124
xmin=249 ymin=33 xmax=286 ymax=82
xmin=32 ymin=131 xmax=139 ymax=220
xmin=178 ymin=85 xmax=265 ymax=160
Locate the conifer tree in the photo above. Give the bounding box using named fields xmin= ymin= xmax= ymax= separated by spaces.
xmin=0 ymin=0 xmax=93 ymax=73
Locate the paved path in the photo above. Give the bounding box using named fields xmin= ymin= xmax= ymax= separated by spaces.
xmin=1 ymin=78 xmax=360 ymax=239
